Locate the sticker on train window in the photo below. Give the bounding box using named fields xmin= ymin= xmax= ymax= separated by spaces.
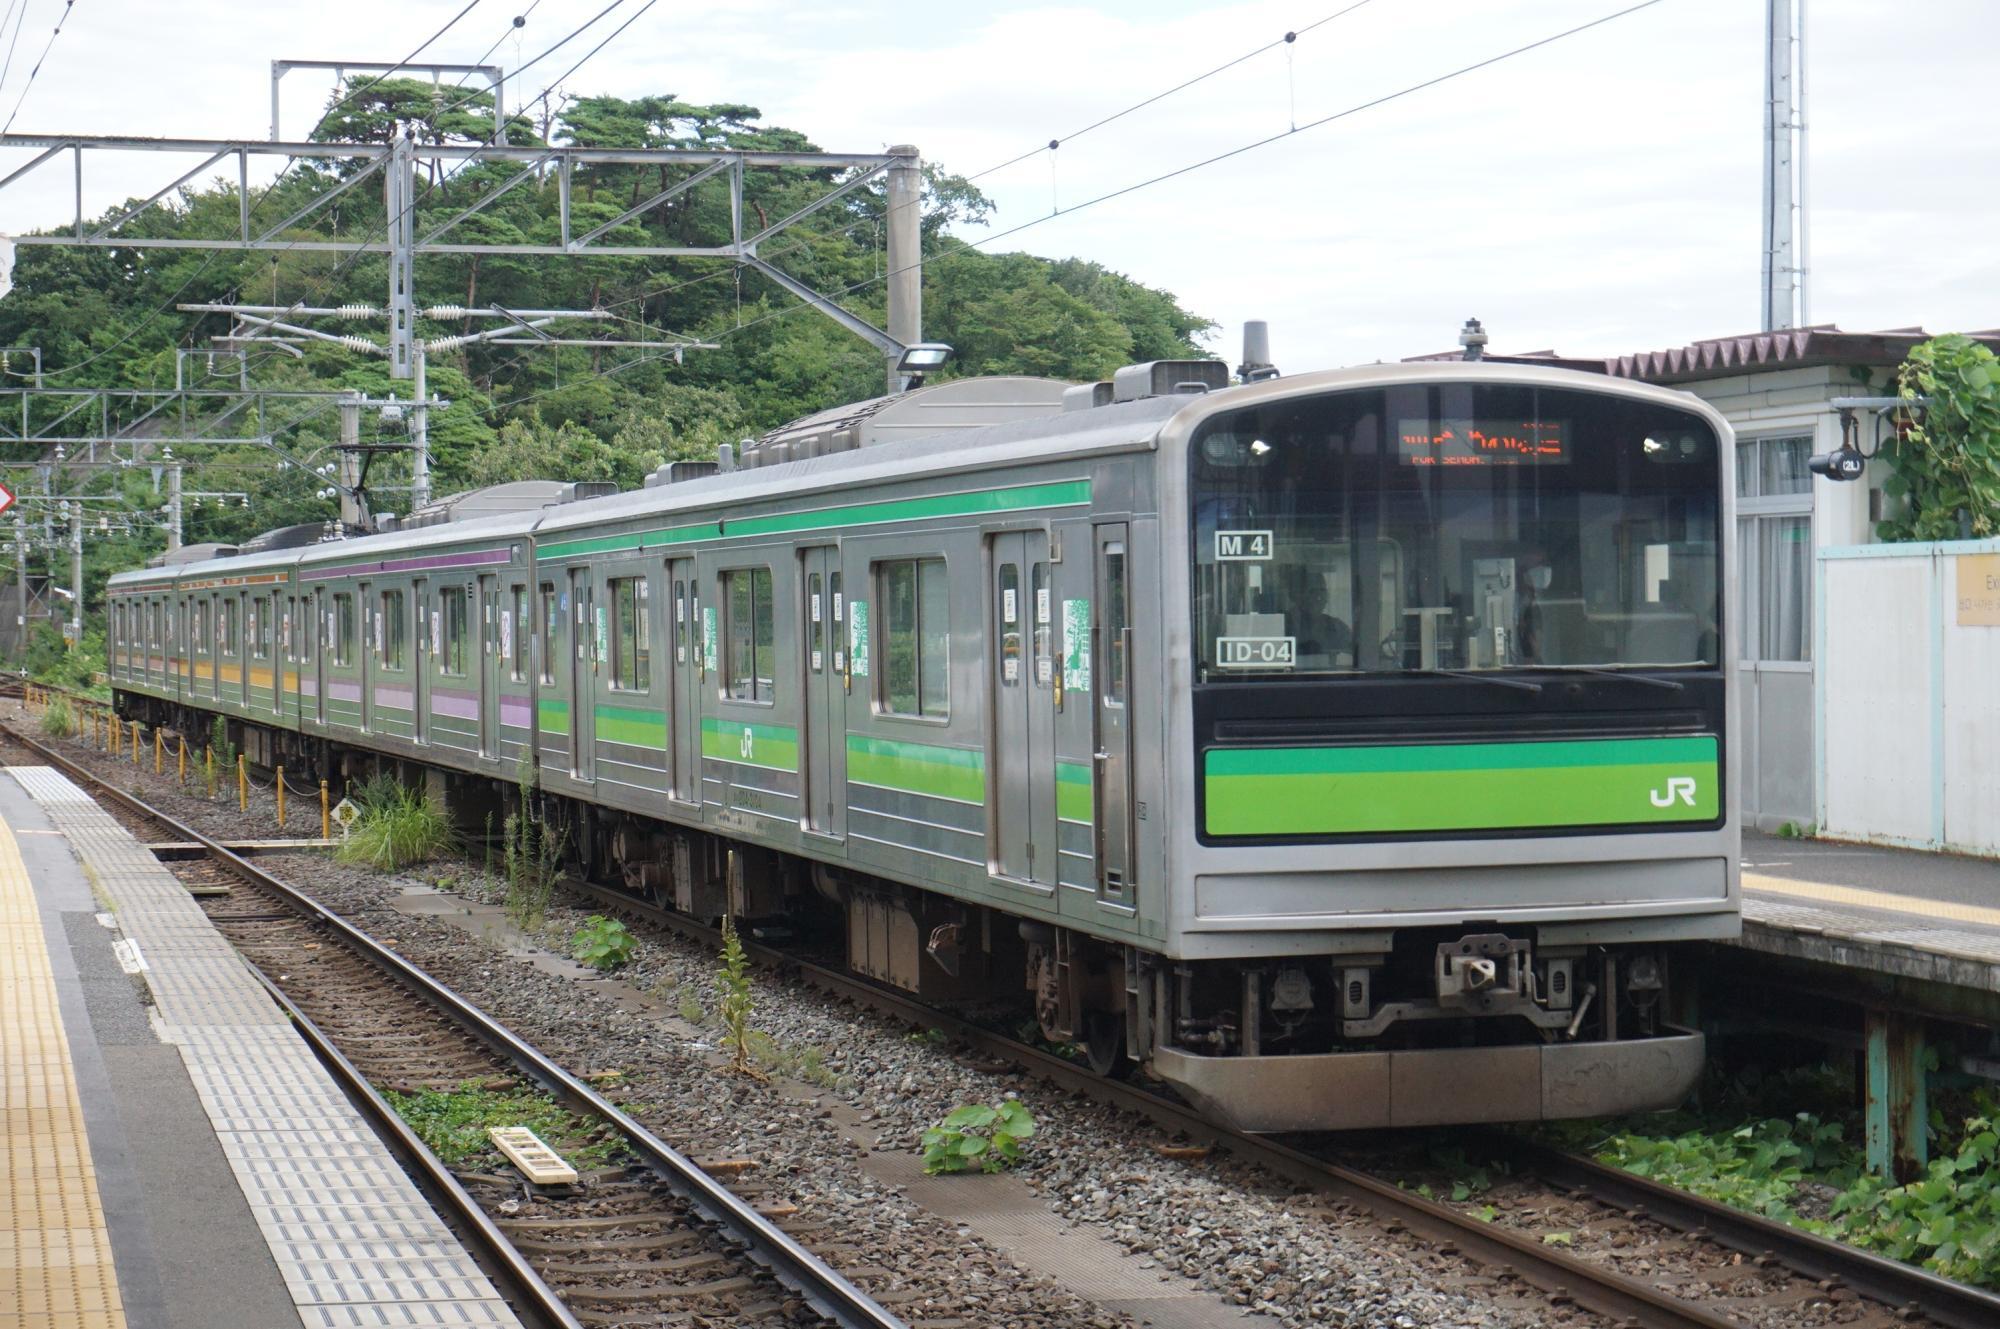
xmin=1062 ymin=599 xmax=1090 ymax=693
xmin=1002 ymin=587 xmax=1017 ymax=622
xmin=1215 ymin=636 xmax=1296 ymax=668
xmin=810 ymin=592 xmax=822 ymax=623
xmin=500 ymin=610 xmax=513 ymax=661
xmin=1036 ymin=587 xmax=1050 ymax=624
xmin=848 ymin=601 xmax=869 ymax=677
xmin=1214 ymin=530 xmax=1275 ymax=561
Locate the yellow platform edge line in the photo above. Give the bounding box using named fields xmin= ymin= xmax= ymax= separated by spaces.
xmin=1744 ymin=871 xmax=2000 ymax=929
xmin=0 ymin=796 xmax=128 ymax=1325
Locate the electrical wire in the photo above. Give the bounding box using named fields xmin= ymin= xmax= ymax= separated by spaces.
xmin=481 ymin=0 xmax=1667 ymax=418
xmin=0 ymin=0 xmax=77 ymax=134
xmin=966 ymin=0 xmax=1378 ymax=183
xmin=0 ymin=0 xmax=32 ymax=100
xmin=37 ymin=2 xmax=492 ymax=382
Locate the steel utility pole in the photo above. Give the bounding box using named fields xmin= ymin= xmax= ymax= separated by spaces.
xmin=1762 ymin=0 xmax=1807 ymax=331
xmin=13 ymin=515 xmax=25 ymax=642
xmin=64 ymin=501 xmax=81 ymax=644
xmin=884 ymin=145 xmax=923 ymax=394
xmin=337 ymin=393 xmax=367 ymax=530
xmin=165 ymin=459 xmax=183 ymax=553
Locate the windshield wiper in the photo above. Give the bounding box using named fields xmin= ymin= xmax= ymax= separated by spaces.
xmin=1555 ymin=666 xmax=1686 ymax=692
xmin=1410 ymin=668 xmax=1543 ymax=695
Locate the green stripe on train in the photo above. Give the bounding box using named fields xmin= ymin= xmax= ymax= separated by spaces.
xmin=539 ymin=697 xmax=569 ymax=734
xmin=1203 ymin=736 xmax=1719 ymax=836
xmin=594 ymin=702 xmax=666 ymax=747
xmin=700 ymin=716 xmax=799 ymax=771
xmin=537 ymin=479 xmax=1091 ymax=561
xmin=1056 ymin=760 xmax=1092 ymax=823
xmin=846 ymin=735 xmax=984 ymax=804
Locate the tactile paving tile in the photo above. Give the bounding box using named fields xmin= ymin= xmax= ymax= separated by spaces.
xmin=7 ymin=767 xmax=524 ymax=1329
xmin=0 ymin=801 xmax=127 ymax=1326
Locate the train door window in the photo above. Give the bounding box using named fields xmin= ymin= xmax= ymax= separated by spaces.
xmin=1031 ymin=563 xmax=1052 ymax=686
xmin=440 ymin=587 xmax=468 ymax=676
xmin=333 ymin=594 xmax=356 ymax=667
xmin=510 ymin=587 xmax=530 ymax=681
xmin=380 ymin=589 xmax=406 ymax=669
xmin=194 ymin=601 xmax=208 ymax=656
xmin=723 ymin=567 xmax=774 ymax=702
xmin=222 ymin=597 xmax=240 ymax=656
xmin=807 ymin=572 xmax=825 ymax=673
xmin=609 ymin=576 xmax=651 ymax=691
xmin=1103 ymin=544 xmax=1128 ymax=706
xmin=674 ymin=579 xmax=688 ymax=665
xmin=998 ymin=562 xmax=1021 ymax=688
xmin=538 ymin=583 xmax=558 ymax=684
xmin=877 ymin=558 xmax=949 ymax=719
xmin=830 ymin=571 xmax=844 ymax=673
xmin=298 ymin=597 xmax=313 ymax=664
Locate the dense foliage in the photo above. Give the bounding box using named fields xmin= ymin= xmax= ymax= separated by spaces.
xmin=1880 ymin=333 xmax=2000 ymax=540
xmin=0 ymin=80 xmax=1211 ymax=651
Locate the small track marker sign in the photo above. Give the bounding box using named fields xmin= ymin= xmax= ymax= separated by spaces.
xmin=0 ymin=481 xmax=14 ymax=517
xmin=330 ymin=796 xmax=361 ymax=837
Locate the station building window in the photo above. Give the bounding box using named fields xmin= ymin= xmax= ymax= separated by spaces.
xmin=723 ymin=567 xmax=774 ymax=702
xmin=1737 ymin=433 xmax=1813 ymax=664
xmin=878 ymin=558 xmax=949 ymax=719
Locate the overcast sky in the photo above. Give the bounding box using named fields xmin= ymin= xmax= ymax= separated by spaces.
xmin=0 ymin=0 xmax=1993 ymax=375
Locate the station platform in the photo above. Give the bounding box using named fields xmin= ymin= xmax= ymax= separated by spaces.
xmin=1738 ymin=829 xmax=2000 ymax=994
xmin=0 ymin=765 xmax=522 ymax=1329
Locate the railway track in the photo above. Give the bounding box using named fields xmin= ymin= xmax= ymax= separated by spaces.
xmin=553 ymin=877 xmax=2000 ymax=1329
xmin=0 ymin=718 xmax=904 ymax=1329
xmin=14 ymin=698 xmax=2000 ymax=1329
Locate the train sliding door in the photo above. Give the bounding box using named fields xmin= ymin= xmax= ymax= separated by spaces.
xmin=799 ymin=545 xmax=845 ymax=840
xmin=1093 ymin=524 xmax=1133 ymax=903
xmin=989 ymin=531 xmax=1056 ymax=887
xmin=568 ymin=568 xmax=596 ymax=780
xmin=667 ymin=559 xmax=700 ymax=804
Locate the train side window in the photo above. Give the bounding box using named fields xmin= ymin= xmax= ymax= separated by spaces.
xmin=538 ymin=583 xmax=558 ymax=684
xmin=723 ymin=567 xmax=774 ymax=703
xmin=380 ymin=590 xmax=406 ymax=670
xmin=333 ymin=594 xmax=355 ymax=667
xmin=998 ymin=562 xmax=1021 ymax=688
xmin=609 ymin=576 xmax=651 ymax=691
xmin=440 ymin=587 xmax=468 ymax=677
xmin=878 ymin=558 xmax=949 ymax=719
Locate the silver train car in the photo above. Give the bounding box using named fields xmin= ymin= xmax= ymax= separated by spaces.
xmin=107 ymin=359 xmax=1740 ymax=1131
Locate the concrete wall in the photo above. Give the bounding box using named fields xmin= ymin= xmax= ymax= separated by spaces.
xmin=1818 ymin=538 xmax=2000 ymax=855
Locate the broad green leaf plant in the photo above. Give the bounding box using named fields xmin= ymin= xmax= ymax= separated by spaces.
xmin=1881 ymin=334 xmax=2000 ymax=540
xmin=921 ymin=1099 xmax=1036 ymax=1175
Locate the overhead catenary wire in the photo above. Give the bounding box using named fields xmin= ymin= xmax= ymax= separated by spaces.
xmin=0 ymin=0 xmax=75 ymax=134
xmin=0 ymin=0 xmax=33 ymax=102
xmin=966 ymin=0 xmax=1378 ymax=184
xmin=481 ymin=0 xmax=1666 ymax=419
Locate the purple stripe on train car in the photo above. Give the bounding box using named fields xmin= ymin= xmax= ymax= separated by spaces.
xmin=303 ymin=547 xmax=511 ymax=582
xmin=376 ymin=685 xmax=415 ymax=711
xmin=300 ymin=678 xmax=317 ymax=696
xmin=327 ymin=679 xmax=362 ymax=703
xmin=430 ymin=687 xmax=479 ymax=721
xmin=500 ymin=697 xmax=533 ymax=729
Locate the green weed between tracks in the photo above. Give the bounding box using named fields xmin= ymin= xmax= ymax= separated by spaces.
xmin=1542 ymin=1074 xmax=2000 ymax=1288
xmin=38 ymin=695 xmax=76 ymax=739
xmin=336 ymin=774 xmax=458 ymax=871
xmin=385 ymin=1082 xmax=623 ymax=1170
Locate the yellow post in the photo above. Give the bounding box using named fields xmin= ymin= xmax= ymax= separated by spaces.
xmin=112 ymin=714 xmax=121 ymax=753
xmin=132 ymin=723 xmax=141 ymax=765
xmin=237 ymin=752 xmax=247 ymax=812
xmin=177 ymin=736 xmax=187 ymax=786
xmin=275 ymin=766 xmax=286 ymax=829
xmin=204 ymin=747 xmax=214 ymax=798
xmin=320 ymin=780 xmax=331 ymax=840
xmin=155 ymin=728 xmax=165 ymax=775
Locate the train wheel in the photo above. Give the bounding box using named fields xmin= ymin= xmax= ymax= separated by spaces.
xmin=1083 ymin=1009 xmax=1133 ymax=1079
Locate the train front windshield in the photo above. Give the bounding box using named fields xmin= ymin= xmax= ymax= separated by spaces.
xmin=1191 ymin=384 xmax=1722 ymax=681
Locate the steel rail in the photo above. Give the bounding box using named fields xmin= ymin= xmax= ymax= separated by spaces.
xmin=1486 ymin=1132 xmax=2000 ymax=1329
xmin=564 ymin=881 xmax=1745 ymax=1329
xmin=246 ymin=964 xmax=584 ymax=1329
xmin=0 ymin=721 xmax=906 ymax=1329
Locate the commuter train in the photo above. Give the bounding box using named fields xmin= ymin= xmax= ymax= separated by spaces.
xmin=107 ymin=358 xmax=1740 ymax=1131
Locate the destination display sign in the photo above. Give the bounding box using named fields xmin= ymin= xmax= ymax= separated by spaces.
xmin=1397 ymin=418 xmax=1568 ymax=466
